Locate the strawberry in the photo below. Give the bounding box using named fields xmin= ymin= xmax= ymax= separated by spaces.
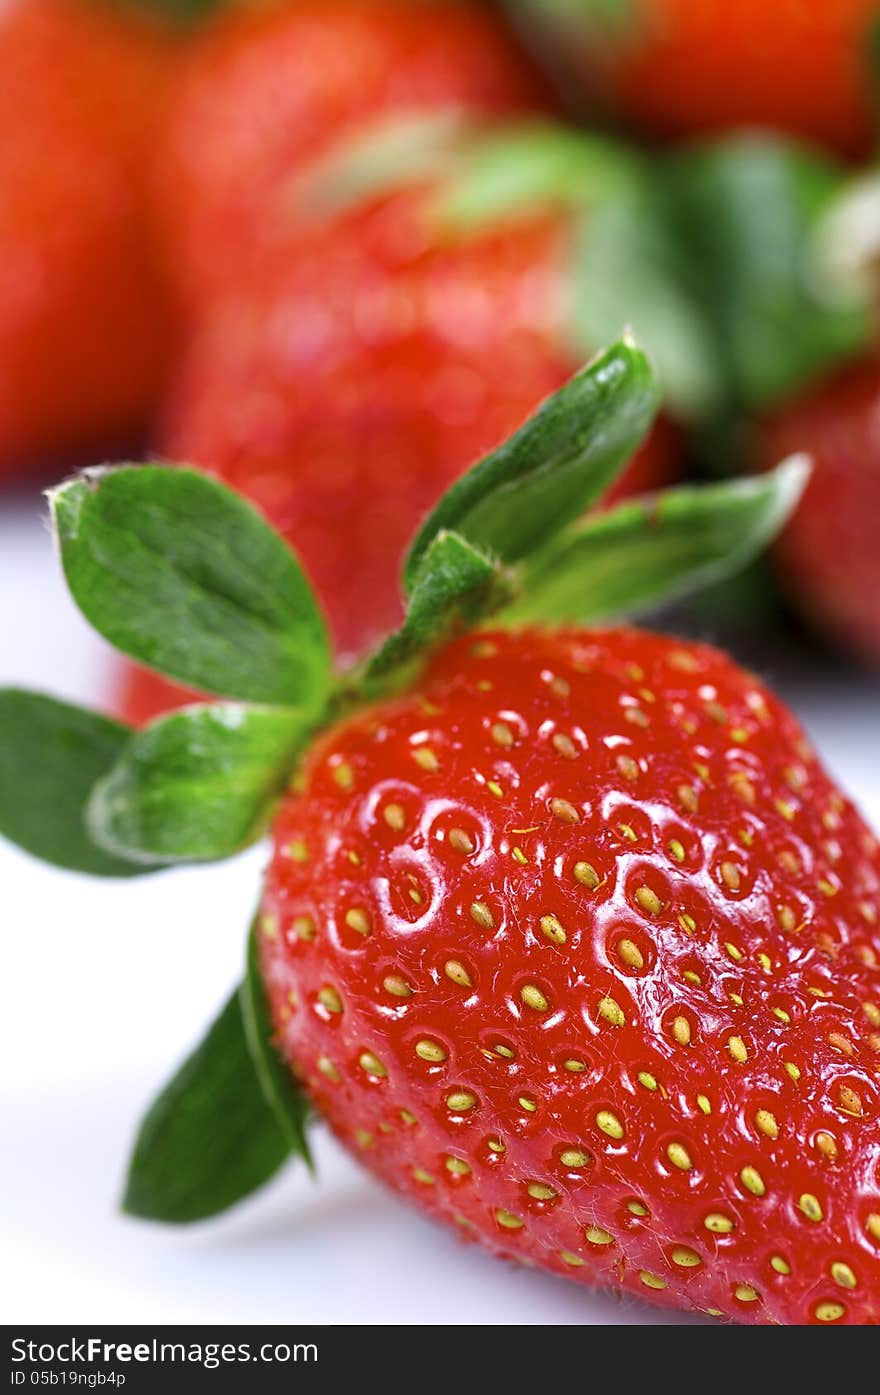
xmin=508 ymin=0 xmax=880 ymax=158
xmin=5 ymin=338 xmax=875 ymax=1324
xmin=156 ymin=0 xmax=548 ymax=308
xmin=756 ymin=358 xmax=880 ymax=666
xmin=261 ymin=623 xmax=880 ymax=1325
xmin=0 ymin=0 xmax=179 ymax=476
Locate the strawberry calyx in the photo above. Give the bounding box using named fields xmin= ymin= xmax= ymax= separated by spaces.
xmin=0 ymin=336 xmax=810 ymax=1221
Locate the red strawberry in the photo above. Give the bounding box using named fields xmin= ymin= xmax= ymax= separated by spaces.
xmin=119 ymin=130 xmax=679 ymax=721
xmin=0 ymin=0 xmax=178 ymax=476
xmin=156 ymin=0 xmax=548 ymax=307
xmin=260 ymin=624 xmax=880 ymax=1324
xmin=756 ymin=358 xmax=880 ymax=666
xmin=509 ymin=0 xmax=880 ymax=158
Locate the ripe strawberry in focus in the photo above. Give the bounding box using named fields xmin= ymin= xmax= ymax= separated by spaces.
xmin=756 ymin=360 xmax=880 ymax=666
xmin=0 ymin=0 xmax=178 ymax=475
xmin=510 ymin=0 xmax=880 ymax=158
xmin=261 ymin=626 xmax=880 ymax=1324
xmin=157 ymin=0 xmax=548 ymax=307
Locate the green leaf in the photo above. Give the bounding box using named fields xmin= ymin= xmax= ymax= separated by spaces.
xmin=572 ymin=182 xmax=723 ymax=420
xmin=404 ymin=338 xmax=660 ymax=589
xmin=366 ymin=531 xmax=509 ymax=686
xmin=241 ymin=918 xmax=313 ymax=1165
xmin=122 ymin=989 xmax=292 ymax=1224
xmin=498 ymin=456 xmax=810 ymax=626
xmin=51 ymin=466 xmax=331 ymax=709
xmin=668 ymin=136 xmax=870 ymax=409
xmin=0 ymin=690 xmax=160 ymax=876
xmin=87 ymin=703 xmax=311 ymax=865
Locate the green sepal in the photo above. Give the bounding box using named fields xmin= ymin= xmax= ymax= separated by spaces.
xmin=86 ymin=703 xmax=313 ymax=865
xmin=241 ymin=918 xmax=313 ymax=1168
xmin=667 ymin=136 xmax=871 ymax=409
xmin=0 ymin=690 xmax=162 ymax=877
xmin=498 ymin=456 xmax=810 ymax=627
xmin=404 ymin=338 xmax=660 ymax=590
xmin=366 ymin=531 xmax=510 ymax=688
xmin=121 ymin=989 xmax=292 ymax=1224
xmin=51 ymin=466 xmax=332 ymax=710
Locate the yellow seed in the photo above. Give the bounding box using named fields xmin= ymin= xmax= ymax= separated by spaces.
xmin=838 ymin=1084 xmax=863 ymax=1116
xmin=553 ymin=733 xmax=578 ymax=759
xmin=772 ymin=1007 xmax=791 ymax=1024
xmin=491 ymin=721 xmax=514 ymax=748
xmin=288 ymin=839 xmax=309 ymax=863
xmin=618 ymin=823 xmax=637 ymax=842
xmin=640 ymin=1272 xmax=667 ymax=1291
xmin=757 ymin=952 xmax=772 ymax=972
xmin=549 ymin=674 xmax=570 ymax=698
xmin=551 ymin=797 xmax=580 ymax=823
xmin=635 ymin=886 xmax=662 ymax=915
xmin=560 ymin=1149 xmax=591 ymax=1169
xmin=671 ymin=1246 xmax=701 ymax=1268
xmin=617 ymin=754 xmax=639 ymax=781
xmin=345 ymin=907 xmax=371 ymax=937
xmin=444 ymin=959 xmax=472 ymax=989
xmin=316 ymin=1056 xmax=340 ymax=1081
xmin=564 ymin=1058 xmax=587 ymax=1073
xmin=445 ymin=1157 xmax=471 ymax=1176
xmin=293 ymin=914 xmax=316 ymax=941
xmin=724 ymin=941 xmax=743 ymax=962
xmin=332 ymin=761 xmax=355 ymax=790
xmin=596 ymin=1110 xmax=624 ymax=1140
xmin=740 ymin=1166 xmax=766 ymax=1197
xmin=448 ymin=827 xmax=475 ymax=854
xmin=573 ymin=861 xmax=600 ymax=890
xmin=831 ymin=1262 xmax=857 ymax=1290
xmin=755 ymin=1109 xmax=779 ymax=1140
xmin=865 ymin=1214 xmax=880 ymax=1244
xmin=735 ymin=1285 xmax=760 ymax=1304
xmin=469 ymin=901 xmax=495 ymax=931
xmin=617 ymin=938 xmax=644 ymax=970
xmin=696 ymin=1094 xmax=711 ymax=1115
xmin=863 ymin=1001 xmax=880 ymax=1027
xmin=384 ymin=803 xmax=406 ymax=831
xmin=512 ymin=846 xmax=528 ymax=865
xmin=400 ymin=1109 xmax=417 ymax=1126
xmin=560 ymin=1251 xmax=584 ymax=1267
xmin=598 ymin=997 xmax=625 ymax=1027
xmin=355 ymin=1130 xmax=374 ymax=1149
xmin=678 ymin=913 xmax=697 ymax=935
xmin=770 ymin=1255 xmax=791 ymax=1275
xmin=527 ymin=1182 xmax=557 ymax=1201
xmin=495 ymin=1209 xmax=524 ymax=1230
xmin=677 ymin=784 xmax=699 ymax=813
xmin=727 ymin=1035 xmax=748 ymax=1064
xmin=260 ymin=914 xmax=278 ymax=941
xmin=487 ymin=780 xmax=504 ymax=799
xmin=668 ymin=839 xmax=686 ymax=862
xmin=721 ymin=861 xmax=742 ymax=892
xmin=815 ymin=1301 xmax=845 ymax=1323
xmin=682 ymin=971 xmax=702 ymax=988
xmin=799 ymin=1193 xmax=823 ymax=1223
xmin=412 ymin=1167 xmax=435 ymax=1185
xmin=415 ymin=1039 xmax=446 ymax=1063
xmin=487 ymin=1138 xmax=506 ymax=1154
xmin=816 ymin=1131 xmax=838 ymax=1160
xmin=446 ymin=1090 xmax=477 ymax=1112
xmin=585 ymin=1225 xmax=614 ymax=1245
xmin=317 ymin=986 xmax=343 ymax=1014
xmin=521 ymin=984 xmax=549 ymax=1012
xmin=518 ymin=1095 xmax=537 ymax=1113
xmin=828 ymin=1032 xmax=854 ymax=1057
xmin=637 ymin=1071 xmax=658 ymax=1091
xmin=412 ymin=746 xmax=440 ymax=772
xmin=704 ymin=1213 xmax=734 ymax=1235
xmin=359 ymin=1051 xmax=387 ymax=1078
xmin=540 ymin=913 xmax=567 ymax=945
xmin=666 ymin=1142 xmax=692 ymax=1171
xmin=383 ymin=973 xmax=413 ymax=999
xmin=671 ymin=1015 xmax=691 ymax=1046
xmin=784 ymin=1061 xmax=801 ymax=1082
xmin=627 ymin=1200 xmax=649 ymax=1217
xmin=493 ymin=1043 xmax=515 ymax=1059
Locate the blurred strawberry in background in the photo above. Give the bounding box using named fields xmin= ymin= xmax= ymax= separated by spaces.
xmin=508 ymin=0 xmax=880 ymax=159
xmin=156 ymin=0 xmax=549 ymax=308
xmin=0 ymin=0 xmax=180 ymax=477
xmin=756 ymin=358 xmax=880 ymax=665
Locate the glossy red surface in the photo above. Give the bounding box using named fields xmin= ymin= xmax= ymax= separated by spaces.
xmin=260 ymin=627 xmax=880 ymax=1324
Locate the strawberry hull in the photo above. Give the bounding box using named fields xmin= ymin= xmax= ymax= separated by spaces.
xmin=259 ymin=628 xmax=880 ymax=1324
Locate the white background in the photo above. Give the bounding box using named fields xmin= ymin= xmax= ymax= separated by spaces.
xmin=1 ymin=484 xmax=878 ymax=1325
